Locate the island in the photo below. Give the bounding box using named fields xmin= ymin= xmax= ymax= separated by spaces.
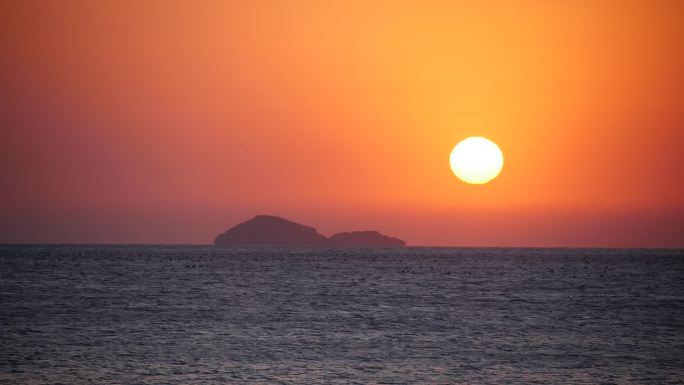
xmin=214 ymin=215 xmax=327 ymax=246
xmin=327 ymin=231 xmax=405 ymax=247
xmin=214 ymin=215 xmax=406 ymax=247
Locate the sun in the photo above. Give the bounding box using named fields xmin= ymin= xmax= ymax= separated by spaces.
xmin=449 ymin=137 xmax=504 ymax=184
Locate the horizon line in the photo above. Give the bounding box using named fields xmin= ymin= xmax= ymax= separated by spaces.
xmin=0 ymin=242 xmax=682 ymax=251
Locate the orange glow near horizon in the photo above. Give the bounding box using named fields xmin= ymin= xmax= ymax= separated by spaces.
xmin=1 ymin=1 xmax=683 ymax=247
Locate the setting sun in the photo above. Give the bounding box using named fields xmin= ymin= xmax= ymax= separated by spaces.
xmin=449 ymin=137 xmax=504 ymax=185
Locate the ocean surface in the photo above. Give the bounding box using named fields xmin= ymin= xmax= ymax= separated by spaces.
xmin=1 ymin=246 xmax=683 ymax=384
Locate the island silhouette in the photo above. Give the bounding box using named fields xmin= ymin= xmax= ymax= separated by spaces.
xmin=214 ymin=215 xmax=405 ymax=247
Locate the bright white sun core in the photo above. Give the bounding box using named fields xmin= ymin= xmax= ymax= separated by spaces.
xmin=449 ymin=136 xmax=504 ymax=184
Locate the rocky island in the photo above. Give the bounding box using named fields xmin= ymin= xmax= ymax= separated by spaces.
xmin=326 ymin=231 xmax=405 ymax=247
xmin=214 ymin=215 xmax=406 ymax=247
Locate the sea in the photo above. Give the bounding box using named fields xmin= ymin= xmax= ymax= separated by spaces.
xmin=1 ymin=245 xmax=683 ymax=384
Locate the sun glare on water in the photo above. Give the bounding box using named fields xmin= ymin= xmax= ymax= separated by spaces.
xmin=449 ymin=137 xmax=504 ymax=185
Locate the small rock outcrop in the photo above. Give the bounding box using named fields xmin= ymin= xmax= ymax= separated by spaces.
xmin=214 ymin=215 xmax=327 ymax=246
xmin=214 ymin=215 xmax=406 ymax=247
xmin=327 ymin=231 xmax=406 ymax=247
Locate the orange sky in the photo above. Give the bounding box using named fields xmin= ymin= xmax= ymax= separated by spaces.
xmin=1 ymin=0 xmax=683 ymax=247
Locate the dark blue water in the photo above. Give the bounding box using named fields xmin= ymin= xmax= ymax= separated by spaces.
xmin=1 ymin=246 xmax=683 ymax=384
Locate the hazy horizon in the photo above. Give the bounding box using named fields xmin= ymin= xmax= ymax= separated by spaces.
xmin=2 ymin=209 xmax=682 ymax=249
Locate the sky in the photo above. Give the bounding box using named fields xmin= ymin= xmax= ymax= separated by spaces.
xmin=1 ymin=0 xmax=683 ymax=247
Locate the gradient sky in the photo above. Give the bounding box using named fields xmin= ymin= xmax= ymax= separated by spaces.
xmin=1 ymin=0 xmax=683 ymax=247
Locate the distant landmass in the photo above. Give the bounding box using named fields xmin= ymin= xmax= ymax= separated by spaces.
xmin=326 ymin=231 xmax=405 ymax=247
xmin=214 ymin=215 xmax=327 ymax=246
xmin=214 ymin=215 xmax=405 ymax=247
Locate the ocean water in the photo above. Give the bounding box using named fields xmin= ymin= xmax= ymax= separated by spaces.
xmin=1 ymin=246 xmax=683 ymax=384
